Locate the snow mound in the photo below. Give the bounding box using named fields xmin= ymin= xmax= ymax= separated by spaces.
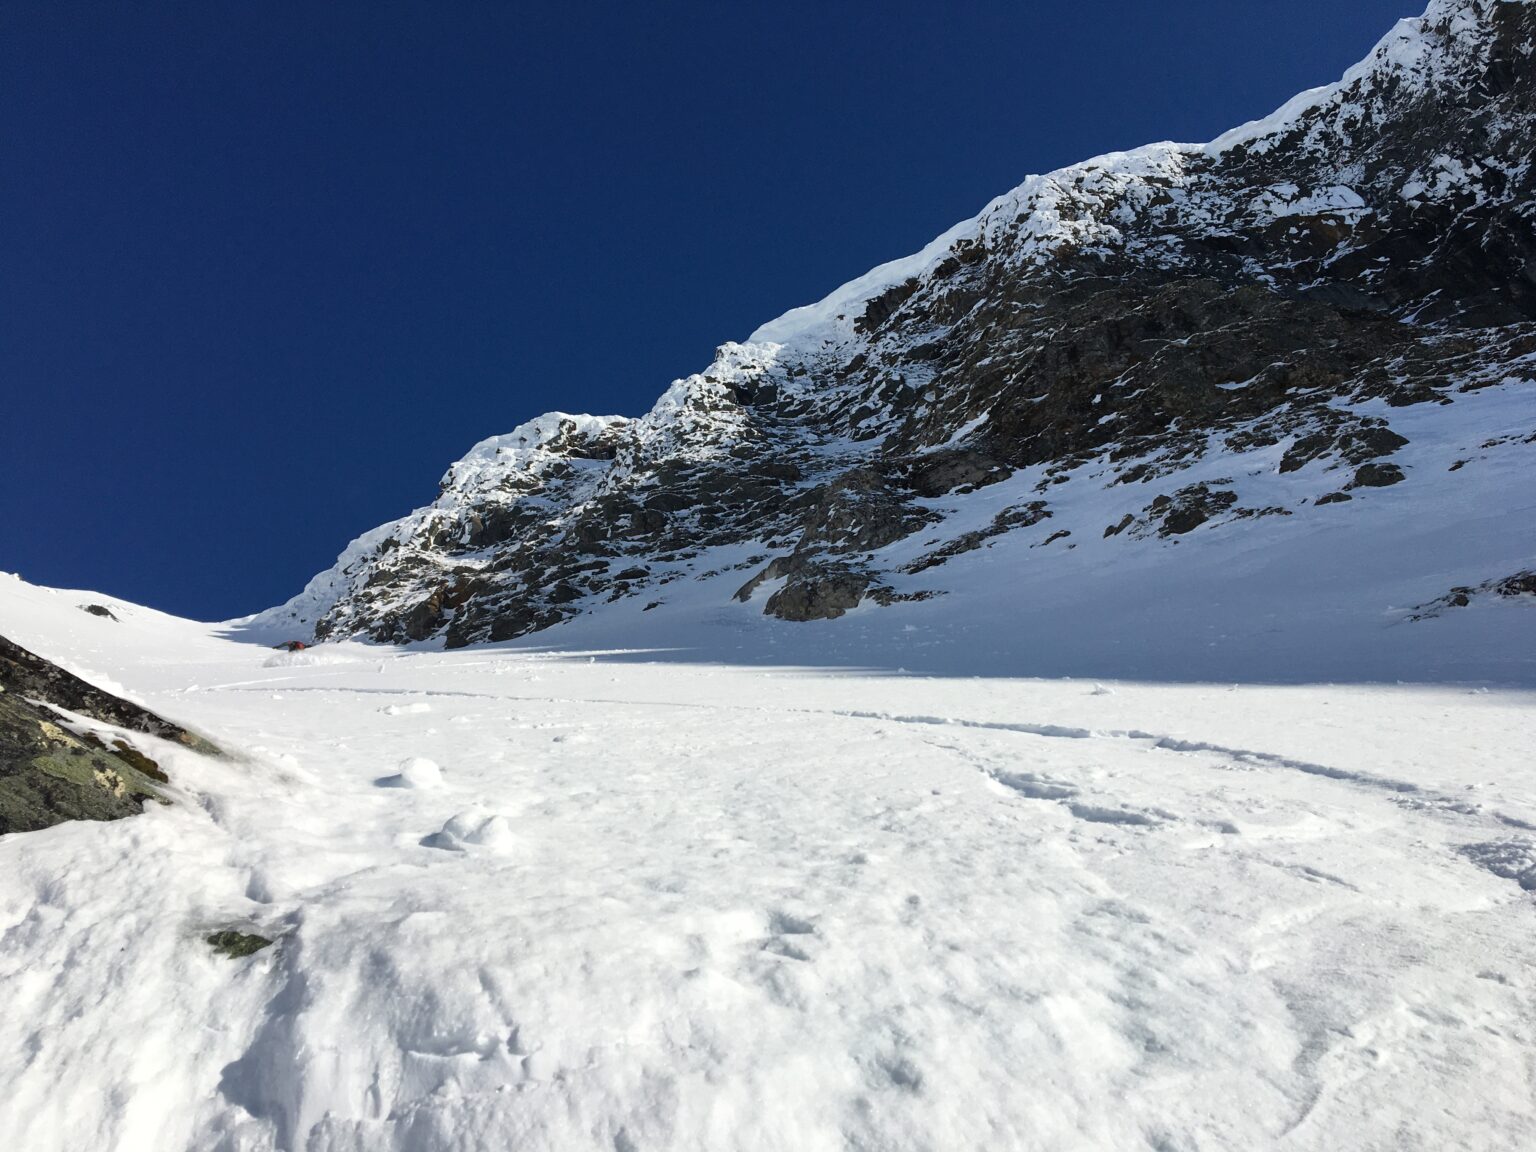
xmin=422 ymin=809 xmax=516 ymax=852
xmin=379 ymin=701 xmax=432 ymax=716
xmin=262 ymin=648 xmax=358 ymax=668
xmin=378 ymin=756 xmax=444 ymax=790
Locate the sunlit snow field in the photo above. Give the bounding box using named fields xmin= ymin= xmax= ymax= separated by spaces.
xmin=2 ymin=574 xmax=1534 ymax=1151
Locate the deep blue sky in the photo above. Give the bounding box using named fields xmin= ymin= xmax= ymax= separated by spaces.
xmin=2 ymin=0 xmax=1415 ymax=620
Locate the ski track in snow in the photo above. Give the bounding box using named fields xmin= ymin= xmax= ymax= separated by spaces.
xmin=203 ymin=685 xmax=1523 ymax=828
xmin=3 ymin=575 xmax=1536 ymax=1151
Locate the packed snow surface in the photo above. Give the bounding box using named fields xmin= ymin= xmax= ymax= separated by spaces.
xmin=2 ymin=575 xmax=1535 ymax=1151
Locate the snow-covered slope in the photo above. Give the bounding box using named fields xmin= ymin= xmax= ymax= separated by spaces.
xmin=248 ymin=0 xmax=1536 ymax=684
xmin=6 ymin=574 xmax=1536 ymax=1151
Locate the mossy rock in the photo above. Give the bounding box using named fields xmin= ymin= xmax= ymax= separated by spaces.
xmin=0 ymin=632 xmax=232 ymax=836
xmin=0 ymin=634 xmax=221 ymax=756
xmin=206 ymin=930 xmax=273 ymax=959
xmin=0 ymin=693 xmax=169 ymax=834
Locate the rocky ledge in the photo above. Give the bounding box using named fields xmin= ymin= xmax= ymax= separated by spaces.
xmin=0 ymin=635 xmax=219 ymax=834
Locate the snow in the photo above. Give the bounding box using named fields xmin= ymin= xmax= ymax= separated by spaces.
xmin=1401 ymin=154 xmax=1489 ymax=204
xmin=438 ymin=413 xmax=630 ymax=507
xmin=263 ymin=648 xmax=363 ymax=669
xmin=1252 ymin=182 xmax=1369 ymax=222
xmin=379 ymin=756 xmax=445 ymax=790
xmin=422 ymin=808 xmax=515 ymax=852
xmin=749 ymin=216 xmax=982 ymax=346
xmin=4 ymin=568 xmax=1536 ymax=1151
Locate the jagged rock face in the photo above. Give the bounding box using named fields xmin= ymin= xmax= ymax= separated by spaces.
xmin=261 ymin=0 xmax=1536 ymax=646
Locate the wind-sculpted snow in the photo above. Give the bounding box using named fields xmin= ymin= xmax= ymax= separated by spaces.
xmin=255 ymin=0 xmax=1536 ymax=679
xmin=4 ymin=575 xmax=1536 ymax=1150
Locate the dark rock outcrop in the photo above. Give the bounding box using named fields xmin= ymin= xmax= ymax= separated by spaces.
xmin=0 ymin=634 xmax=219 ymax=835
xmin=0 ymin=692 xmax=169 ymax=834
xmin=207 ymin=930 xmax=274 ymax=959
xmin=1409 ymin=569 xmax=1536 ymax=619
xmin=1 ymin=635 xmax=216 ymax=751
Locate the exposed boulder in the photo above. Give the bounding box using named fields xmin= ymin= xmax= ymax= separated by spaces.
xmin=1153 ymin=486 xmax=1240 ymax=537
xmin=1407 ymin=569 xmax=1536 ymax=620
xmin=902 ymin=449 xmax=1012 ymax=498
xmin=764 ymin=562 xmax=873 ymax=622
xmin=206 ymin=930 xmax=273 ymax=959
xmin=1496 ymin=571 xmax=1536 ymax=598
xmin=0 ymin=692 xmax=169 ymax=834
xmin=1348 ymin=462 xmax=1407 ymax=489
xmin=0 ymin=634 xmax=226 ymax=834
xmin=906 ymin=503 xmax=1051 ymax=573
xmin=797 ymin=468 xmax=939 ymax=555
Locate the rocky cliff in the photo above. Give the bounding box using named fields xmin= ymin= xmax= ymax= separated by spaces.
xmin=256 ymin=0 xmax=1536 ymax=655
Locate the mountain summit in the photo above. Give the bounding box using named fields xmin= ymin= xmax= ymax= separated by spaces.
xmin=256 ymin=0 xmax=1535 ymax=680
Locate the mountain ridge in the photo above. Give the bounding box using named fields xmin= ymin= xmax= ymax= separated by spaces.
xmin=251 ymin=0 xmax=1536 ymax=679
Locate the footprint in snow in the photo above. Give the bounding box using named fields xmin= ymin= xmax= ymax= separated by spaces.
xmin=761 ymin=910 xmax=819 ymax=961
xmin=994 ymin=771 xmax=1078 ymax=801
xmin=1069 ymin=803 xmax=1161 ymax=827
xmin=1460 ymin=839 xmax=1536 ymax=891
xmin=991 ymin=770 xmax=1168 ymax=827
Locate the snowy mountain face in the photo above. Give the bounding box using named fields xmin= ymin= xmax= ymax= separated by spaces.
xmin=258 ymin=0 xmax=1536 ymax=669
